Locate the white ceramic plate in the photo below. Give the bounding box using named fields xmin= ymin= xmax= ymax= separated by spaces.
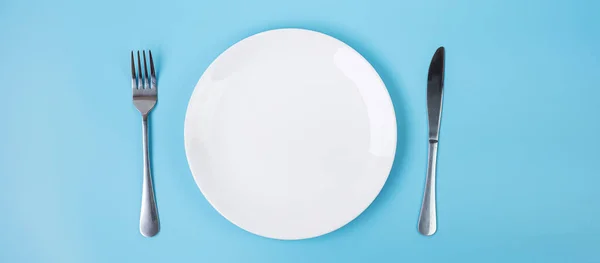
xmin=184 ymin=28 xmax=396 ymax=240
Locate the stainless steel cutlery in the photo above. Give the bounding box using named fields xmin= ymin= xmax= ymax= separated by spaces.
xmin=131 ymin=50 xmax=160 ymax=237
xmin=418 ymin=47 xmax=445 ymax=236
xmin=126 ymin=47 xmax=447 ymax=238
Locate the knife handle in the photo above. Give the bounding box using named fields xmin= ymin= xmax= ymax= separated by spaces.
xmin=418 ymin=140 xmax=438 ymax=236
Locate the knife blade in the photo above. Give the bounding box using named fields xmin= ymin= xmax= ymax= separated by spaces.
xmin=418 ymin=46 xmax=445 ymax=236
xmin=427 ymin=47 xmax=445 ymax=142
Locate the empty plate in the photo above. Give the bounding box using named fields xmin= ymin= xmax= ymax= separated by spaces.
xmin=184 ymin=28 xmax=397 ymax=240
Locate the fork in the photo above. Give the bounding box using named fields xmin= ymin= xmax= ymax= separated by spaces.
xmin=131 ymin=50 xmax=159 ymax=237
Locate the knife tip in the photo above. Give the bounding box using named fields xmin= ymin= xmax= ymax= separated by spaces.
xmin=428 ymin=46 xmax=445 ymax=83
xmin=436 ymin=46 xmax=445 ymax=56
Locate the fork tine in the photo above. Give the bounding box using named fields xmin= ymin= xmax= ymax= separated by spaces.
xmin=131 ymin=51 xmax=137 ymax=89
xmin=149 ymin=50 xmax=157 ymax=89
xmin=137 ymin=51 xmax=143 ymax=89
xmin=142 ymin=51 xmax=149 ymax=89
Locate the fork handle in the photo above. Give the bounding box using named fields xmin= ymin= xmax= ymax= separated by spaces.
xmin=418 ymin=140 xmax=438 ymax=236
xmin=140 ymin=116 xmax=159 ymax=237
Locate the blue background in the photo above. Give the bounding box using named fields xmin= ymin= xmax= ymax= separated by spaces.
xmin=1 ymin=0 xmax=599 ymax=262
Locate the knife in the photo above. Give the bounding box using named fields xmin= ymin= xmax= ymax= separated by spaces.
xmin=418 ymin=46 xmax=445 ymax=236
